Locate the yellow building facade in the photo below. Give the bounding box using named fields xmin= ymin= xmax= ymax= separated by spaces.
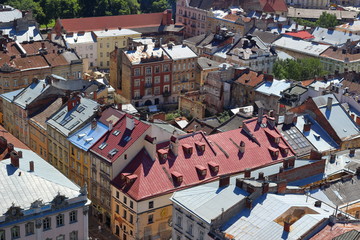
xmin=93 ymin=29 xmax=141 ymax=69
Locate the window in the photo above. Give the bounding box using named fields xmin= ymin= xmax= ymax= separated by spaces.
xmin=129 ymin=214 xmax=133 ymax=224
xmin=154 ymin=66 xmax=160 ymax=73
xmin=107 ymin=52 xmax=110 ymax=57
xmin=164 ymin=75 xmax=170 ymax=82
xmin=148 ymin=214 xmax=153 ymax=224
xmin=145 ymin=67 xmax=152 ymax=75
xmin=25 ymin=222 xmax=34 ymax=235
xmin=56 ymin=214 xmax=64 ymax=227
xmin=149 ymin=201 xmax=154 ymax=209
xmin=163 ymin=64 xmax=170 ymax=72
xmin=199 ymin=230 xmax=204 ymax=240
xmin=69 ymin=231 xmax=78 ymax=240
xmin=100 ymin=52 xmax=103 ymax=58
xmin=11 ymin=226 xmax=20 ymax=239
xmin=56 ymin=235 xmax=65 ymax=240
xmin=134 ymin=79 xmax=140 ymax=87
xmin=134 ymin=68 xmax=141 ymax=76
xmin=106 ymin=43 xmax=110 ymax=48
xmin=123 ymin=209 xmax=127 ymax=219
xmin=187 ymin=222 xmax=193 ymax=235
xmin=123 ymin=196 xmax=127 ymax=204
xmin=107 ymin=61 xmax=109 ymax=66
xmin=134 ymin=90 xmax=140 ymax=98
xmin=130 ymin=201 xmax=134 ymax=209
xmin=100 ymin=43 xmax=103 ymax=48
xmin=0 ymin=230 xmax=4 ymax=240
xmin=116 ymin=191 xmax=120 ymax=198
xmin=154 ymin=76 xmax=160 ymax=84
xmin=43 ymin=217 xmax=51 ymax=231
xmin=154 ymin=87 xmax=160 ymax=95
xmin=70 ymin=211 xmax=77 ymax=223
xmin=116 ymin=204 xmax=119 ymax=214
xmin=177 ymin=214 xmax=182 ymax=227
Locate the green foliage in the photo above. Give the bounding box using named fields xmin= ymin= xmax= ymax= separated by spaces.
xmin=139 ymin=0 xmax=170 ymax=13
xmin=273 ymin=58 xmax=327 ymax=81
xmin=165 ymin=111 xmax=181 ymax=121
xmin=217 ymin=111 xmax=231 ymax=123
xmin=294 ymin=12 xmax=339 ymax=28
xmin=6 ymin=0 xmax=45 ymax=24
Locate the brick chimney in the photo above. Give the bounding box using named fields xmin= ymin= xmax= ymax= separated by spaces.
xmin=244 ymin=168 xmax=251 ymax=178
xmin=257 ymin=107 xmax=264 ymax=123
xmin=277 ymin=180 xmax=287 ymax=194
xmin=303 ymin=121 xmax=312 ymax=132
xmin=330 ymin=153 xmax=336 ymax=163
xmin=239 ymin=140 xmax=245 ymax=153
xmin=0 ymin=136 xmax=7 ymax=150
xmin=283 ymin=159 xmax=289 ymax=169
xmin=7 ymin=143 xmax=14 ymax=152
xmin=67 ymin=95 xmax=81 ymax=112
xmin=310 ymin=149 xmax=322 ymax=160
xmin=219 ymin=175 xmax=230 ymax=188
xmin=284 ymin=220 xmax=291 ymax=232
xmin=10 ymin=151 xmax=20 ymax=168
xmin=29 ymin=161 xmax=34 ymax=172
xmin=262 ymin=182 xmax=269 ymax=194
xmin=245 ymin=197 xmax=252 ymax=209
xmin=258 ymin=172 xmax=264 ymax=180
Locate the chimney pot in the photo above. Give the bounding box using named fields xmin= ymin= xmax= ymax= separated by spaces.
xmin=219 ymin=175 xmax=230 ymax=188
xmin=314 ymin=200 xmax=322 ymax=207
xmin=17 ymin=151 xmax=22 ymax=158
xmin=350 ymin=148 xmax=355 ymax=157
xmin=7 ymin=143 xmax=14 ymax=152
xmin=258 ymin=172 xmax=264 ymax=180
xmin=29 ymin=161 xmax=34 ymax=172
xmin=239 ymin=141 xmax=245 ymax=153
xmin=10 ymin=151 xmax=19 ymax=168
xmin=330 ymin=153 xmax=336 ymax=163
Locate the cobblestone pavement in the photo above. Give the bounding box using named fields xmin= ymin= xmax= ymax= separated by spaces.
xmin=88 ymin=214 xmax=118 ymax=240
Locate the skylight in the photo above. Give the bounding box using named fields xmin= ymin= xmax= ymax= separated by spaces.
xmin=124 ymin=136 xmax=132 ymax=142
xmin=59 ymin=116 xmax=73 ymax=126
xmin=99 ymin=142 xmax=108 ymax=150
xmin=77 ymin=106 xmax=85 ymax=113
xmin=113 ymin=130 xmax=121 ymax=136
xmin=108 ymin=148 xmax=119 ymax=157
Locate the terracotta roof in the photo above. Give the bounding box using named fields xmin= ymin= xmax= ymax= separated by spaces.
xmin=59 ymin=12 xmax=165 ymax=33
xmin=235 ymin=70 xmax=265 ymax=87
xmin=260 ymin=0 xmax=288 ymax=12
xmin=112 ymin=116 xmax=295 ymax=200
xmin=0 ymin=125 xmax=30 ymax=161
xmin=301 ymin=79 xmax=315 ymax=87
xmin=223 ymin=14 xmax=240 ymax=22
xmin=341 ymin=80 xmax=360 ymax=95
xmin=321 ymin=43 xmax=360 ymax=62
xmin=283 ymin=31 xmax=314 ymax=40
xmin=90 ymin=114 xmax=150 ymax=163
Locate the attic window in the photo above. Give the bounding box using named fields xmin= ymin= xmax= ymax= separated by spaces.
xmin=77 ymin=106 xmax=85 ymax=113
xmin=157 ymin=149 xmax=168 ymax=160
xmin=208 ymin=161 xmax=219 ymax=173
xmin=124 ymin=136 xmax=132 ymax=142
xmin=171 ymin=171 xmax=183 ymax=185
xmin=182 ymin=144 xmax=193 ymax=155
xmin=279 ymin=144 xmax=289 ymax=155
xmin=126 ymin=174 xmax=137 ymax=184
xmin=265 ymin=129 xmax=281 ymax=144
xmin=121 ymin=173 xmax=131 ymax=180
xmin=113 ymin=130 xmax=121 ymax=136
xmin=108 ymin=148 xmax=119 ymax=157
xmin=195 ymin=141 xmax=206 ymax=152
xmin=269 ymin=147 xmax=279 ymax=158
xmin=195 ymin=165 xmax=207 ymax=177
xmin=99 ymin=142 xmax=108 ymax=150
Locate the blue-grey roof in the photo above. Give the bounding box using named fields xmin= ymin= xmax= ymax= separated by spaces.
xmin=311 ymin=27 xmax=360 ymax=46
xmin=163 ymin=45 xmax=198 ymax=60
xmin=0 ymin=25 xmax=42 ymax=43
xmin=46 ymin=96 xmax=99 ymax=136
xmin=171 ymin=184 xmax=249 ymax=224
xmin=0 ymin=88 xmax=23 ymax=102
xmin=0 ymin=6 xmax=22 ymax=22
xmin=0 ymin=148 xmax=80 ymax=215
xmin=13 ymin=80 xmax=51 ymax=109
xmin=68 ymin=121 xmax=109 ymax=151
xmin=255 ymin=79 xmax=292 ymax=97
xmin=222 ymin=193 xmax=335 ymax=240
xmin=313 ymin=94 xmax=360 ymax=140
xmin=295 ymin=114 xmax=339 ymax=152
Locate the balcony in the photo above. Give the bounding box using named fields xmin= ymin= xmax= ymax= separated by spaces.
xmin=163 ymin=91 xmax=171 ymax=97
xmin=145 ymin=83 xmax=152 ymax=88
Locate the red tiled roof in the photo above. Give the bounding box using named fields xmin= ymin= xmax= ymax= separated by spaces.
xmin=236 ymin=70 xmax=265 ymax=87
xmin=284 ymin=31 xmax=314 ymax=40
xmin=112 ymin=116 xmax=296 ymax=200
xmin=90 ymin=113 xmax=150 ymax=163
xmin=59 ymin=12 xmax=165 ymax=33
xmin=260 ymin=0 xmax=288 ymax=12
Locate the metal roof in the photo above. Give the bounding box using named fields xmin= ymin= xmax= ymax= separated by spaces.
xmin=68 ymin=121 xmax=109 ymax=151
xmin=255 ymin=79 xmax=292 ymax=97
xmin=13 ymin=80 xmax=51 ymax=109
xmin=162 ymin=45 xmax=198 ymax=60
xmin=222 ymin=193 xmax=335 ymax=240
xmin=294 ymin=114 xmax=339 ymax=152
xmin=0 ymin=148 xmax=80 ymax=215
xmin=311 ymin=27 xmax=360 ymax=46
xmin=46 ymin=96 xmax=99 ymax=136
xmin=0 ymin=25 xmax=42 ymax=43
xmin=93 ymin=28 xmax=140 ymax=38
xmin=0 ymin=88 xmax=23 ymax=103
xmin=0 ymin=6 xmax=22 ymax=22
xmin=171 ymin=184 xmax=249 ymax=224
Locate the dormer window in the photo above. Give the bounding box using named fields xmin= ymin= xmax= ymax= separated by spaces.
xmin=182 ymin=144 xmax=193 ymax=155
xmin=172 ymin=171 xmax=183 ymax=185
xmin=265 ymin=129 xmax=281 ymax=144
xmin=208 ymin=161 xmax=219 ymax=173
xmin=195 ymin=141 xmax=206 ymax=152
xmin=99 ymin=142 xmax=107 ymax=150
xmin=269 ymin=147 xmax=279 ymax=158
xmin=157 ymin=149 xmax=169 ymax=161
xmin=195 ymin=165 xmax=207 ymax=177
xmin=279 ymin=144 xmax=289 ymax=155
xmin=126 ymin=174 xmax=137 ymax=184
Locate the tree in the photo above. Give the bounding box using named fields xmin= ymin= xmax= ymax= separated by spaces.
xmin=273 ymin=58 xmax=327 ymax=81
xmin=316 ymin=12 xmax=338 ymax=28
xmin=6 ymin=0 xmax=45 ymax=24
xmin=152 ymin=0 xmax=170 ymax=12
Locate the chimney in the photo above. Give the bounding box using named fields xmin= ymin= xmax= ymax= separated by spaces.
xmin=258 ymin=107 xmax=264 ymax=123
xmin=29 ymin=161 xmax=34 ymax=172
xmin=91 ymin=119 xmax=97 ymax=130
xmin=314 ymin=200 xmax=322 ymax=208
xmin=258 ymin=172 xmax=264 ymax=180
xmin=327 ymin=97 xmax=333 ymax=111
xmin=7 ymin=143 xmax=14 ymax=152
xmin=150 ymin=137 xmax=157 ymax=162
xmin=283 ymin=159 xmax=289 ymax=169
xmin=279 ymin=166 xmax=284 ymax=173
xmin=41 ymin=42 xmax=45 ymax=49
xmin=310 ymin=149 xmax=322 ymax=160
xmin=219 ymin=175 xmax=230 ymax=188
xmin=117 ymin=103 xmax=122 ymax=111
xmin=350 ymin=148 xmax=355 ymax=157
xmin=93 ymin=91 xmax=97 ymax=100
xmin=292 ymin=116 xmax=298 ymax=125
xmin=277 ymin=180 xmax=287 ymax=194
xmin=244 ymin=168 xmax=251 ymax=178
xmin=267 ymin=117 xmax=275 ymax=127
xmin=330 ymin=153 xmax=336 ymax=163
xmin=284 ymin=220 xmax=291 ymax=232
xmin=0 ymin=136 xmax=7 ymax=149
xmin=126 ymin=116 xmax=135 ymax=131
xmin=245 ymin=197 xmax=252 ymax=209
xmin=262 ymin=181 xmax=269 ymax=194
xmin=67 ymin=95 xmax=80 ymax=112
xmin=239 ymin=141 xmax=245 ymax=153
xmin=170 ymin=135 xmax=179 ymax=156
xmin=10 ymin=151 xmax=20 ymax=168
xmin=236 ymin=178 xmax=244 ymax=189
xmin=303 ymin=121 xmax=312 ymax=132
xmin=108 ymin=120 xmax=113 ymax=131
xmin=17 ymin=151 xmax=22 ymax=158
